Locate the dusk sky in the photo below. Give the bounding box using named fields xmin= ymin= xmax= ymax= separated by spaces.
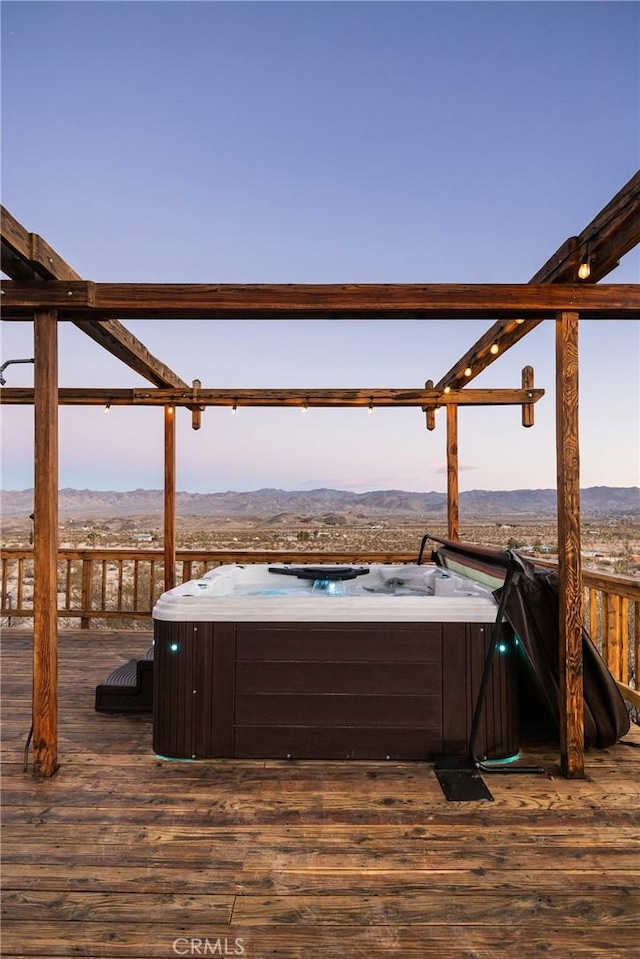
xmin=1 ymin=1 xmax=638 ymax=495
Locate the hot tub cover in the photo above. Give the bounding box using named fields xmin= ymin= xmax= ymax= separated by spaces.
xmin=428 ymin=535 xmax=630 ymax=749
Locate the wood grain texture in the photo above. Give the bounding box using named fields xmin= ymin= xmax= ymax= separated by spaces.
xmin=0 ymin=205 xmax=81 ymax=282
xmin=32 ymin=311 xmax=59 ymax=777
xmin=436 ymin=170 xmax=640 ymax=391
xmin=1 ymin=628 xmax=639 ymax=959
xmin=71 ymin=318 xmax=190 ymax=390
xmin=2 ymin=280 xmax=638 ymax=319
xmin=424 ymin=379 xmax=436 ymax=430
xmin=521 ymin=365 xmax=535 ymax=427
xmin=191 ymin=378 xmax=203 ymax=430
xmin=0 ymin=386 xmax=546 ymax=407
xmin=555 ymin=312 xmax=585 ymax=779
xmin=0 ymin=205 xmax=189 ymax=390
xmin=446 ymin=404 xmax=459 ymax=540
xmin=163 ymin=405 xmax=176 ymax=592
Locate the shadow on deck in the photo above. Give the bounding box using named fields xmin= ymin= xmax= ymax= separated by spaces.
xmin=2 ymin=629 xmax=640 ymax=958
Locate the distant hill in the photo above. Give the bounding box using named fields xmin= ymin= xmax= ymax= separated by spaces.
xmin=1 ymin=486 xmax=638 ymax=520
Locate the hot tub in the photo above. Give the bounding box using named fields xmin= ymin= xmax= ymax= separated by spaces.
xmin=152 ymin=563 xmax=518 ymax=762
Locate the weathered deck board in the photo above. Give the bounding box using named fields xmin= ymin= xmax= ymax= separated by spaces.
xmin=1 ymin=629 xmax=639 ymax=958
xmin=2 ymin=922 xmax=640 ymax=959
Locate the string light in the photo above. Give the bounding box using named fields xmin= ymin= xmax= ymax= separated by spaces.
xmin=368 ymin=400 xmax=374 ymax=415
xmin=489 ymin=343 xmax=499 ymax=355
xmin=515 ymin=319 xmax=525 ymax=325
xmin=464 ymin=367 xmax=472 ymax=377
xmin=301 ymin=400 xmax=309 ymax=413
xmin=578 ymin=250 xmax=591 ymax=280
xmin=443 ymin=386 xmax=451 ymax=394
xmin=231 ymin=401 xmax=237 ymax=415
xmin=103 ymin=402 xmax=111 ymax=414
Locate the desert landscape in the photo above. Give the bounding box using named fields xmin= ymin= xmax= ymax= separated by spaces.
xmin=2 ymin=486 xmax=639 ymax=577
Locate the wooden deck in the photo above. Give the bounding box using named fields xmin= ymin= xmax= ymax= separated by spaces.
xmin=1 ymin=629 xmax=640 ymax=958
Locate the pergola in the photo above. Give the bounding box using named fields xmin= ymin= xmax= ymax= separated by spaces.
xmin=1 ymin=171 xmax=639 ymax=781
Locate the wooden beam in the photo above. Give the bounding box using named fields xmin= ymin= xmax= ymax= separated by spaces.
xmin=521 ymin=366 xmax=535 ymax=427
xmin=435 ymin=319 xmax=540 ymax=393
xmin=164 ymin=406 xmax=176 ymax=592
xmin=0 ymin=206 xmax=79 ymax=281
xmin=446 ymin=404 xmax=459 ymax=540
xmin=191 ymin=379 xmax=203 ymax=431
xmin=70 ymin=319 xmax=190 ymax=390
xmin=424 ymin=380 xmax=436 ymax=430
xmin=32 ymin=311 xmax=59 ymax=778
xmin=556 ymin=311 xmax=585 ymax=779
xmin=534 ymin=171 xmax=640 ymax=282
xmin=1 ymin=206 xmax=189 ymax=390
xmin=1 ymin=238 xmax=40 ymax=281
xmin=2 ymin=280 xmax=638 ymax=319
xmin=435 ymin=171 xmax=640 ymax=390
xmin=0 ymin=386 xmax=546 ymax=408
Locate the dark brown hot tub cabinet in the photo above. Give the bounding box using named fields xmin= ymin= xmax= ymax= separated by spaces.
xmin=153 ymin=620 xmax=518 ymax=762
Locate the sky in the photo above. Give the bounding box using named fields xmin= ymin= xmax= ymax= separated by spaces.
xmin=1 ymin=1 xmax=639 ymax=495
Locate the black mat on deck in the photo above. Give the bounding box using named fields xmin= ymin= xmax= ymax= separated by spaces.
xmin=434 ymin=756 xmax=494 ymax=802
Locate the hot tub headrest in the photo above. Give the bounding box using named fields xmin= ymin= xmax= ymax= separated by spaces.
xmin=268 ymin=566 xmax=369 ymax=582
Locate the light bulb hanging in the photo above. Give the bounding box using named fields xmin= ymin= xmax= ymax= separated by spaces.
xmin=578 ymin=249 xmax=592 ymax=280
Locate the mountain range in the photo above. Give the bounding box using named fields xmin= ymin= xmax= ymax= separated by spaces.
xmin=1 ymin=486 xmax=638 ymax=519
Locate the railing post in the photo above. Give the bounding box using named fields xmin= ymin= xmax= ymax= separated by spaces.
xmin=80 ymin=555 xmax=93 ymax=629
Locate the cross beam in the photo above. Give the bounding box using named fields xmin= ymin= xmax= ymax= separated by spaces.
xmin=1 ymin=280 xmax=637 ymax=319
xmin=0 ymin=386 xmax=545 ymax=408
xmin=0 ymin=206 xmax=189 ymax=391
xmin=435 ymin=170 xmax=640 ymax=390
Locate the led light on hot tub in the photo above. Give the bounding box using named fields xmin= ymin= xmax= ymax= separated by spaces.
xmin=312 ymin=579 xmax=346 ymax=596
xmin=481 ymin=752 xmax=521 ymax=766
xmin=170 ymin=643 xmax=179 ymax=652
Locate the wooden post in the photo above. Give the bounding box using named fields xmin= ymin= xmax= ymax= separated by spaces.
xmin=555 ymin=311 xmax=585 ymax=778
xmin=32 ymin=310 xmax=59 ymax=777
xmin=164 ymin=405 xmax=176 ymax=592
xmin=80 ymin=555 xmax=93 ymax=629
xmin=424 ymin=380 xmax=436 ymax=431
xmin=522 ymin=366 xmax=535 ymax=427
xmin=192 ymin=379 xmax=203 ymax=431
xmin=446 ymin=404 xmax=459 ymax=540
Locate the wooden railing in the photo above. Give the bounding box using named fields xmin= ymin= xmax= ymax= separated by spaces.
xmin=1 ymin=546 xmax=639 ymax=710
xmin=0 ymin=547 xmax=416 ymax=626
xmin=582 ymin=568 xmax=640 ymax=711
